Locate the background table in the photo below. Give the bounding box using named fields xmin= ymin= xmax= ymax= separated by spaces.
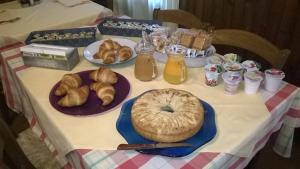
xmin=0 ymin=0 xmax=112 ymax=42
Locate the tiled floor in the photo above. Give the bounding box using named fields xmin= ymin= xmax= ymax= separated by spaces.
xmin=248 ymin=128 xmax=300 ymax=169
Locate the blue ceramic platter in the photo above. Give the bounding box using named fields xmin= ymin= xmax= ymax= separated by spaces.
xmin=116 ymin=97 xmax=217 ymax=157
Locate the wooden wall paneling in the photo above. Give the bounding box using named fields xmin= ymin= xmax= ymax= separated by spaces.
xmin=272 ymin=0 xmax=289 ymax=47
xmin=231 ymin=0 xmax=246 ymax=29
xmin=251 ymin=0 xmax=268 ymax=36
xmin=179 ymin=0 xmax=186 ymax=10
xmin=202 ymin=0 xmax=214 ymax=23
xmin=265 ymin=0 xmax=285 ymax=44
xmin=223 ymin=0 xmax=234 ymax=28
xmin=259 ymin=0 xmax=271 ymax=37
xmin=284 ymin=9 xmax=300 ymax=85
xmin=211 ymin=0 xmax=224 ymax=28
xmin=276 ymin=0 xmax=298 ymax=48
xmin=243 ymin=0 xmax=255 ymax=31
xmin=186 ymin=0 xmax=196 ymax=14
xmin=194 ymin=0 xmax=205 ymax=21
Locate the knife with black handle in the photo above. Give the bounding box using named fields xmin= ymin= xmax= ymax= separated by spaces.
xmin=117 ymin=143 xmax=193 ymax=150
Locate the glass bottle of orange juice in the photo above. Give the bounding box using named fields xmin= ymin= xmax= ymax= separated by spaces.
xmin=163 ymin=52 xmax=187 ymax=84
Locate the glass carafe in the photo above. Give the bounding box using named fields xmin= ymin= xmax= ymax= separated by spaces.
xmin=134 ymin=34 xmax=158 ymax=81
xmin=163 ymin=52 xmax=187 ymax=84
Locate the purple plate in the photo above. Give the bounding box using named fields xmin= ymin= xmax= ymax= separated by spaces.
xmin=49 ymin=70 xmax=130 ymax=116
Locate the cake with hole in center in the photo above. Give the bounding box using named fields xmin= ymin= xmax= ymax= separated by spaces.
xmin=131 ymin=88 xmax=204 ymax=143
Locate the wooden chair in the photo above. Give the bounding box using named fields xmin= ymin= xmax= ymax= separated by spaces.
xmin=0 ymin=117 xmax=36 ymax=169
xmin=153 ymin=8 xmax=205 ymax=29
xmin=212 ymin=29 xmax=290 ymax=69
xmin=0 ymin=80 xmax=35 ymax=169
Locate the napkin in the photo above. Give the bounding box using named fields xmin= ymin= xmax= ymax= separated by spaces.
xmin=56 ymin=0 xmax=90 ymax=7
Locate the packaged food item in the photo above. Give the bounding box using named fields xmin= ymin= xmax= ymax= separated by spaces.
xmin=150 ymin=28 xmax=169 ymax=53
xmin=204 ymin=64 xmax=222 ymax=87
xmin=25 ymin=27 xmax=96 ymax=47
xmin=169 ymin=29 xmax=183 ymax=44
xmin=223 ymin=61 xmax=243 ymax=74
xmin=222 ymin=71 xmax=242 ymax=94
xmin=192 ymin=35 xmax=205 ymax=50
xmin=180 ymin=33 xmax=194 ymax=48
xmin=192 ymin=30 xmax=213 ymax=50
xmin=206 ymin=55 xmax=224 ymax=65
xmin=20 ymin=43 xmax=79 ymax=70
xmin=179 ymin=29 xmax=213 ymax=50
xmin=264 ymin=69 xmax=285 ymax=92
xmin=244 ymin=71 xmax=263 ymax=94
xmin=242 ymin=60 xmax=260 ymax=72
xmin=222 ymin=53 xmax=241 ymax=63
xmin=98 ymin=18 xmax=162 ymax=37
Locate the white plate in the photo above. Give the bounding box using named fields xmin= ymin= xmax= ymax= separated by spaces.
xmin=84 ymin=38 xmax=137 ymax=65
xmin=154 ymin=45 xmax=216 ymax=68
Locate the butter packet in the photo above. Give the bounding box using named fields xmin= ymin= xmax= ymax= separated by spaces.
xmin=20 ymin=43 xmax=79 ymax=71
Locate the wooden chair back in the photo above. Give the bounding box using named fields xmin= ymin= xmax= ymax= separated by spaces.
xmin=153 ymin=8 xmax=205 ymax=29
xmin=212 ymin=29 xmax=290 ymax=69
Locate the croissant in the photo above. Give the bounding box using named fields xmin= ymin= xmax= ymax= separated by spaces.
xmin=58 ymin=86 xmax=89 ymax=107
xmin=118 ymin=46 xmax=132 ymax=61
xmin=55 ymin=74 xmax=82 ymax=96
xmin=93 ymin=46 xmax=106 ymax=59
xmin=89 ymin=67 xmax=118 ymax=84
xmin=90 ymin=82 xmax=115 ymax=106
xmin=113 ymin=41 xmax=121 ymax=50
xmin=102 ymin=50 xmax=116 ymax=64
xmin=101 ymin=39 xmax=114 ymax=50
xmin=93 ymin=51 xmax=101 ymax=59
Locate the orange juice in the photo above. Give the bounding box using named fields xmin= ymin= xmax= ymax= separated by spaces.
xmin=163 ymin=54 xmax=187 ymax=84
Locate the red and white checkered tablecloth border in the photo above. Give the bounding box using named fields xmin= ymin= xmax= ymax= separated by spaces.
xmin=286 ymin=108 xmax=300 ymax=118
xmin=73 ymin=98 xmax=289 ymax=169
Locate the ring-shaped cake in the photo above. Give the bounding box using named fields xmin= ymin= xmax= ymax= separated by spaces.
xmin=131 ymin=88 xmax=204 ymax=143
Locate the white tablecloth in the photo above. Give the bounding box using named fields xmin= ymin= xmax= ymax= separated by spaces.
xmin=0 ymin=40 xmax=298 ymax=168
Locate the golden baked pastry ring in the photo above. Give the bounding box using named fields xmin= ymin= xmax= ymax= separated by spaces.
xmin=131 ymin=88 xmax=204 ymax=143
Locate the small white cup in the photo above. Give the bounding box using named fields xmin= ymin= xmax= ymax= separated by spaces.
xmin=204 ymin=64 xmax=222 ymax=87
xmin=244 ymin=71 xmax=263 ymax=94
xmin=264 ymin=69 xmax=285 ymax=92
xmin=222 ymin=71 xmax=242 ymax=94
